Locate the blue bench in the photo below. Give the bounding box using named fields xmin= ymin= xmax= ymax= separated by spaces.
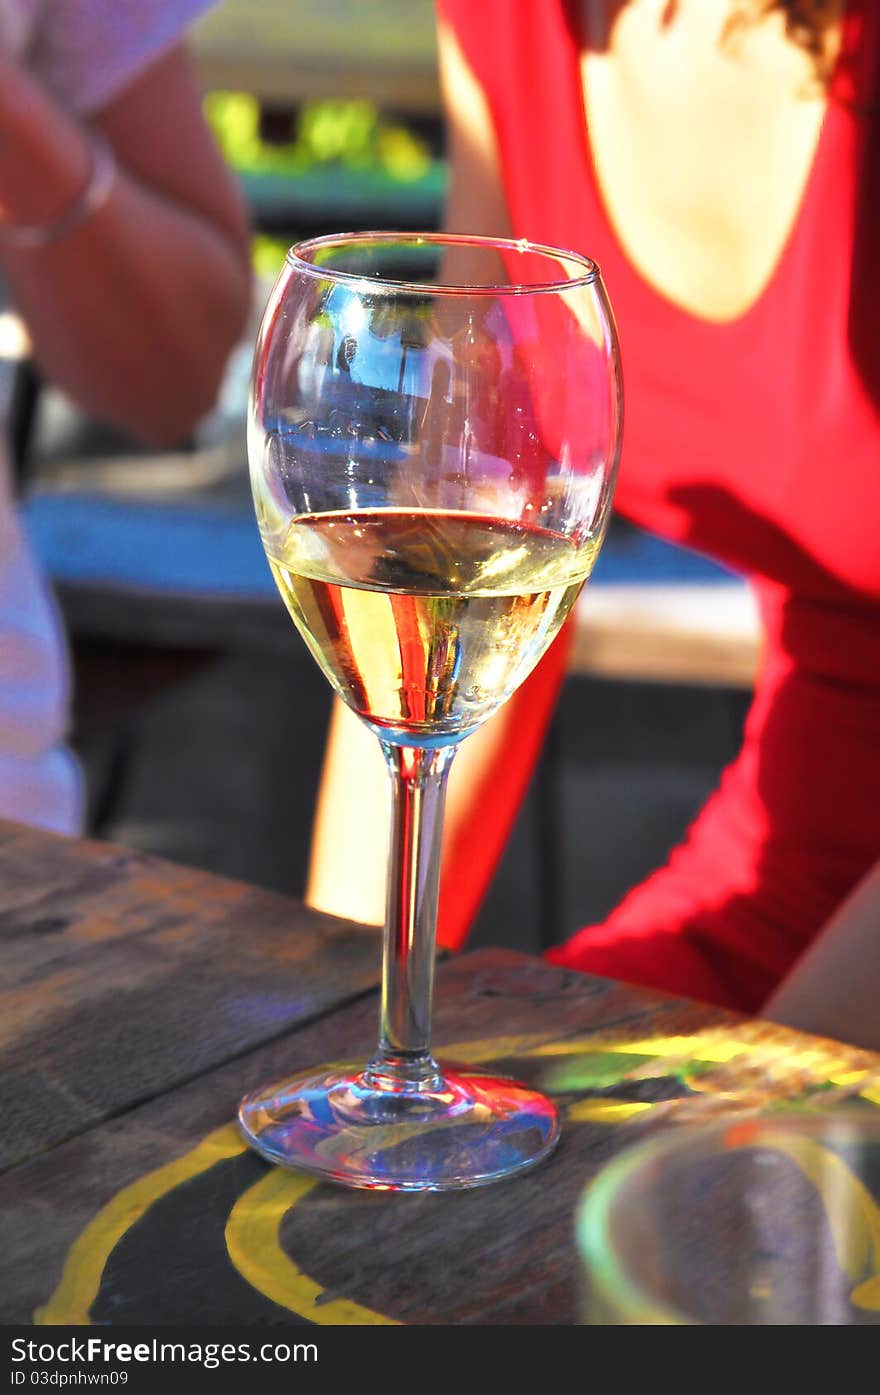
xmin=22 ymin=489 xmax=757 ymax=687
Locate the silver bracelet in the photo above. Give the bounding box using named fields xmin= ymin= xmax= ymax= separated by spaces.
xmin=1 ymin=130 xmax=116 ymax=250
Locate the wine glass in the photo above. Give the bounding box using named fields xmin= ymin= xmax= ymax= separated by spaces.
xmin=577 ymin=1112 xmax=880 ymax=1323
xmin=240 ymin=231 xmax=622 ymax=1190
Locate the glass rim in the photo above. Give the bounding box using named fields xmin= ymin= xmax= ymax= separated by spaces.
xmin=285 ymin=230 xmax=600 ymax=297
xmin=576 ymin=1110 xmax=880 ymax=1326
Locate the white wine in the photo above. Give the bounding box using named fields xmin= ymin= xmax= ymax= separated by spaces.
xmin=266 ymin=508 xmax=598 ymax=743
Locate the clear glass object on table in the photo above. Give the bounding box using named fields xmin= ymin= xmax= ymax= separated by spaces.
xmin=240 ymin=231 xmax=623 ymax=1190
xmin=577 ymin=1111 xmax=880 ymax=1323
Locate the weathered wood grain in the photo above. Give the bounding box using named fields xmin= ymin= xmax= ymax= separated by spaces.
xmin=0 ymin=820 xmax=381 ymax=1171
xmin=2 ymin=948 xmax=876 ymax=1326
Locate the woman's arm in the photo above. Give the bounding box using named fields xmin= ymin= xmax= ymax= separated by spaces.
xmin=306 ymin=20 xmax=576 ymax=944
xmin=763 ymin=856 xmax=880 ymax=1051
xmin=0 ymin=43 xmax=252 ymax=445
xmin=305 ymin=17 xmax=509 ymax=932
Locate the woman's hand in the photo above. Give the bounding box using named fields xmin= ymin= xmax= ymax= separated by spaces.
xmin=0 ymin=56 xmax=93 ymax=231
xmin=764 ymin=856 xmax=880 ymax=1051
xmin=0 ymin=43 xmax=252 ymax=445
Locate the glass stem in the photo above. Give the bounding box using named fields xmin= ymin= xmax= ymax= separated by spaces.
xmin=364 ymin=741 xmax=456 ymax=1092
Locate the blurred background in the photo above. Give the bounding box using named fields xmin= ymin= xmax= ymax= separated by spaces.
xmin=6 ymin=0 xmax=757 ymax=955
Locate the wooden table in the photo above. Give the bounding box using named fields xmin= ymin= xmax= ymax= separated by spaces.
xmin=2 ymin=819 xmax=877 ymax=1327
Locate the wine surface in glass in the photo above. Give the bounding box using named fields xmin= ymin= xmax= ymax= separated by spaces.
xmin=265 ymin=507 xmax=598 ymax=743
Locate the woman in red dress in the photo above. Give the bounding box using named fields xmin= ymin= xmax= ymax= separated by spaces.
xmin=308 ymin=1 xmax=880 ymax=1049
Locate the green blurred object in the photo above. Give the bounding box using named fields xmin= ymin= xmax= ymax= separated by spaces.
xmin=204 ymin=91 xmax=435 ymax=182
xmin=205 ymin=91 xmax=446 ymax=264
xmin=251 ymin=234 xmax=291 ymax=279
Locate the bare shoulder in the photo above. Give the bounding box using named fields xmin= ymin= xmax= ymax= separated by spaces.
xmin=764 ymin=856 xmax=880 ymax=1052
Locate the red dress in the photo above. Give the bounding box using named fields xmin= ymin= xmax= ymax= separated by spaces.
xmin=436 ymin=0 xmax=880 ymax=1012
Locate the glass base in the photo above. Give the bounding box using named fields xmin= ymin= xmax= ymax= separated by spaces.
xmin=237 ymin=1063 xmax=560 ymax=1191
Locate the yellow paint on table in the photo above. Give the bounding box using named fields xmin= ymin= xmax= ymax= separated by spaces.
xmin=36 ymin=1124 xmax=247 ymax=1325
xmin=34 ymin=1026 xmax=880 ymax=1325
xmin=225 ymin=1168 xmax=397 ymax=1325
